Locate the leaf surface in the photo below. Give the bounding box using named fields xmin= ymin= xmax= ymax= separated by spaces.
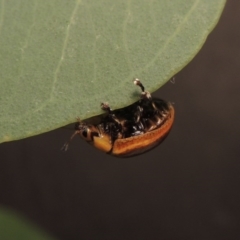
xmin=0 ymin=208 xmax=55 ymax=240
xmin=0 ymin=0 xmax=226 ymax=143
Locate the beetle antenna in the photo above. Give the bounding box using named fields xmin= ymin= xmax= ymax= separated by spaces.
xmin=61 ymin=130 xmax=79 ymax=151
xmin=61 ymin=118 xmax=82 ymax=151
xmin=133 ymin=78 xmax=152 ymax=100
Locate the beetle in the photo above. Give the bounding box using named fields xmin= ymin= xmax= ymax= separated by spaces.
xmin=62 ymin=79 xmax=174 ymax=157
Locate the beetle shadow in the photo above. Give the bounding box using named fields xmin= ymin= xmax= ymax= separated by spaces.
xmin=131 ymin=90 xmax=141 ymax=99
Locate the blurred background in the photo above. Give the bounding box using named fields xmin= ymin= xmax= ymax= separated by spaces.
xmin=0 ymin=1 xmax=239 ymax=239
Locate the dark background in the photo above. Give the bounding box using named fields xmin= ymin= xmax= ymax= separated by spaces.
xmin=1 ymin=1 xmax=240 ymax=239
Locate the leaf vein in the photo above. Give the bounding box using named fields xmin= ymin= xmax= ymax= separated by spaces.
xmin=51 ymin=0 xmax=82 ymax=99
xmin=141 ymin=0 xmax=201 ymax=73
xmin=0 ymin=0 xmax=5 ymax=37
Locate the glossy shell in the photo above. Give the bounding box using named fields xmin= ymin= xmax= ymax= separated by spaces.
xmin=111 ymin=104 xmax=174 ymax=156
xmin=78 ymin=98 xmax=174 ymax=157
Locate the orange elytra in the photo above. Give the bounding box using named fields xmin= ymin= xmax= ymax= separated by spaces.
xmin=62 ymin=79 xmax=174 ymax=157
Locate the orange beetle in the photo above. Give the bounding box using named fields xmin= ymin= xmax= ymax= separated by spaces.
xmin=63 ymin=79 xmax=174 ymax=157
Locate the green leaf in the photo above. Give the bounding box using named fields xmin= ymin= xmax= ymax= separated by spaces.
xmin=0 ymin=0 xmax=226 ymax=143
xmin=0 ymin=208 xmax=55 ymax=240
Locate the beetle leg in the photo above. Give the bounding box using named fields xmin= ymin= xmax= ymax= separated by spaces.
xmin=133 ymin=78 xmax=145 ymax=92
xmin=134 ymin=78 xmax=163 ymax=114
xmin=134 ymin=78 xmax=165 ymax=130
xmin=135 ymin=105 xmax=143 ymax=123
xmin=100 ymin=102 xmax=112 ymax=114
xmin=101 ymin=102 xmax=122 ymax=125
xmin=133 ymin=78 xmax=152 ymax=100
xmin=133 ymin=105 xmax=145 ymax=132
xmin=101 ymin=102 xmax=127 ymax=140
